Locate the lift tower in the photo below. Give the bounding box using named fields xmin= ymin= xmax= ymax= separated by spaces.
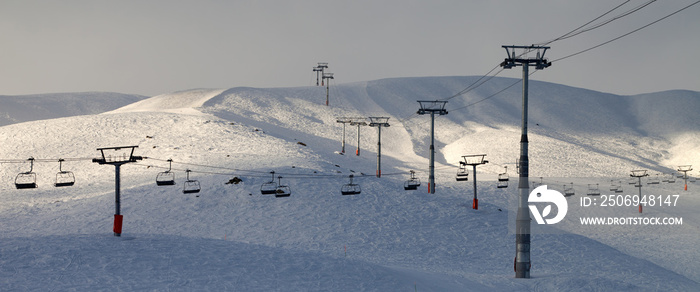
xmin=417 ymin=100 xmax=448 ymax=194
xmin=322 ymin=72 xmax=334 ymax=106
xmin=92 ymin=146 xmax=142 ymax=237
xmin=336 ymin=117 xmax=354 ymax=154
xmin=313 ymin=62 xmax=328 ymax=86
xmin=350 ymin=118 xmax=367 ymax=156
xmin=369 ymin=117 xmax=390 ymax=177
xmin=462 ymin=154 xmax=488 ymax=210
xmin=678 ymin=165 xmax=693 ymax=191
xmin=631 ymin=170 xmax=649 ymax=213
xmin=500 ymin=45 xmax=551 ymax=279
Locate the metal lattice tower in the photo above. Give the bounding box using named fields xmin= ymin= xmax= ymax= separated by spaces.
xmin=678 ymin=165 xmax=693 ymax=191
xmin=631 ymin=170 xmax=649 ymax=213
xmin=500 ymin=45 xmax=551 ymax=279
xmin=462 ymin=154 xmax=488 ymax=210
xmin=417 ymin=100 xmax=448 ymax=194
xmin=323 ymin=72 xmax=334 ymax=106
xmin=369 ymin=117 xmax=390 ymax=177
xmin=350 ymin=118 xmax=367 ymax=156
xmin=313 ymin=62 xmax=328 ymax=86
xmin=92 ymin=146 xmax=143 ymax=236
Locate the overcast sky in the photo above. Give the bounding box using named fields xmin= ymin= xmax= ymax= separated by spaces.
xmin=1 ymin=0 xmax=699 ymax=96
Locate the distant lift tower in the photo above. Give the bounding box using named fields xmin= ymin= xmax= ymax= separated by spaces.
xmin=630 ymin=170 xmax=649 ymax=213
xmin=350 ymin=118 xmax=367 ymax=156
xmin=323 ymin=72 xmax=334 ymax=106
xmin=678 ymin=165 xmax=693 ymax=191
xmin=336 ymin=117 xmax=354 ymax=154
xmin=417 ymin=100 xmax=448 ymax=194
xmin=369 ymin=117 xmax=390 ymax=177
xmin=92 ymin=146 xmax=143 ymax=237
xmin=500 ymin=45 xmax=551 ymax=279
xmin=462 ymin=154 xmax=488 ymax=210
xmin=313 ymin=62 xmax=328 ymax=86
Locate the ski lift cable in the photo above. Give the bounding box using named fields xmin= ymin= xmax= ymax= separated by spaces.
xmin=552 ymin=0 xmax=700 ymax=63
xmin=535 ymin=0 xmax=655 ymax=46
xmin=136 ymin=161 xmax=404 ymax=181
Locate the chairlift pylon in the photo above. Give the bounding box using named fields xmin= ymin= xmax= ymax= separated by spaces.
xmin=15 ymin=157 xmax=38 ymax=189
xmin=341 ymin=174 xmax=361 ymax=195
xmin=156 ymin=159 xmax=176 ymax=186
xmin=54 ymin=158 xmax=75 ymax=187
xmin=260 ymin=171 xmax=278 ymax=195
xmin=183 ymin=169 xmax=201 ymax=195
xmin=404 ymin=170 xmax=421 ymax=190
xmin=274 ymin=176 xmax=291 ymax=198
xmin=456 ymin=161 xmax=469 ymax=181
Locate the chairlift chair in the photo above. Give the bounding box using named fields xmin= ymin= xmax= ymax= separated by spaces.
xmin=609 ymin=180 xmax=623 ymax=192
xmin=404 ymin=170 xmax=421 ymax=190
xmin=587 ymin=184 xmax=600 ymax=196
xmin=54 ymin=159 xmax=75 ymax=187
xmin=690 ymin=176 xmax=696 ymax=183
xmin=628 ymin=177 xmax=637 ymax=185
xmin=667 ymin=173 xmax=676 ymax=183
xmin=498 ymin=166 xmax=509 ymax=182
xmin=455 ymin=161 xmax=469 ymax=181
xmin=496 ymin=166 xmax=509 ymax=188
xmin=182 ymin=169 xmax=201 ymax=195
xmin=260 ymin=171 xmax=278 ymax=195
xmin=564 ymin=183 xmax=575 ymax=197
xmin=274 ymin=176 xmax=291 ymax=198
xmin=647 ymin=174 xmax=660 ymax=185
xmin=15 ymin=158 xmax=38 ymax=189
xmin=614 ymin=181 xmax=623 ymax=193
xmin=156 ymin=159 xmax=176 ymax=186
xmin=341 ymin=174 xmax=361 ymax=195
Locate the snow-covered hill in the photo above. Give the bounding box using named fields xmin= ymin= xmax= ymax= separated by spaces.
xmin=0 ymin=92 xmax=147 ymax=126
xmin=0 ymin=76 xmax=698 ymax=291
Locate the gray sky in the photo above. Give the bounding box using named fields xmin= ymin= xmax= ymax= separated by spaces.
xmin=1 ymin=0 xmax=699 ymax=96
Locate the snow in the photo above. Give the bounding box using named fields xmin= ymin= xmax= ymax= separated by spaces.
xmin=0 ymin=76 xmax=699 ymax=291
xmin=0 ymin=92 xmax=146 ymax=126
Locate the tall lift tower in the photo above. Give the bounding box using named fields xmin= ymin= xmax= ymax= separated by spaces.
xmin=462 ymin=154 xmax=488 ymax=210
xmin=313 ymin=62 xmax=328 ymax=86
xmin=417 ymin=100 xmax=448 ymax=194
xmin=678 ymin=165 xmax=693 ymax=191
xmin=92 ymin=146 xmax=142 ymax=237
xmin=323 ymin=72 xmax=334 ymax=106
xmin=350 ymin=118 xmax=367 ymax=156
xmin=500 ymin=45 xmax=551 ymax=279
xmin=369 ymin=117 xmax=390 ymax=177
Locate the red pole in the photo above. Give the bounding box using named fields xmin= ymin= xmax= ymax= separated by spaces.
xmin=114 ymin=214 xmax=124 ymax=235
xmin=473 ymin=198 xmax=479 ymax=210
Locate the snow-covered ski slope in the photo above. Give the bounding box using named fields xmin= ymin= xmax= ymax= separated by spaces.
xmin=1 ymin=76 xmax=699 ymax=291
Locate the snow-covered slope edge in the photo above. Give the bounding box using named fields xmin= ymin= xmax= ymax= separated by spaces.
xmin=0 ymin=92 xmax=147 ymax=126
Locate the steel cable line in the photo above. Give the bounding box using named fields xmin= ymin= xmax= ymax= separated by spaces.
xmin=552 ymin=0 xmax=700 ymax=63
xmin=143 ymin=157 xmax=407 ymax=180
xmin=535 ymin=0 xmax=655 ymax=46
